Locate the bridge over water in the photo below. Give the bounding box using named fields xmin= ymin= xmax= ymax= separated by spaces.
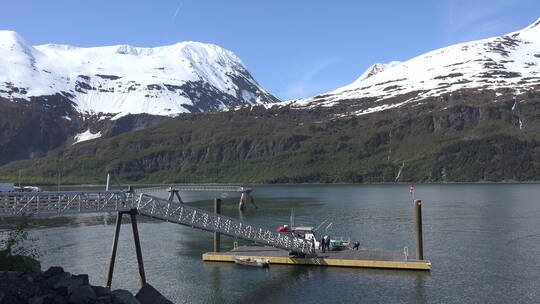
xmin=0 ymin=187 xmax=312 ymax=286
xmin=0 ymin=189 xmax=310 ymax=254
xmin=0 ymin=184 xmax=432 ymax=284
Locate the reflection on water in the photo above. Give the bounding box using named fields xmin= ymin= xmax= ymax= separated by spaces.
xmin=2 ymin=184 xmax=540 ymax=303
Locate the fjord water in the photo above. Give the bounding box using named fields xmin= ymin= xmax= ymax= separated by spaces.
xmin=14 ymin=184 xmax=540 ymax=303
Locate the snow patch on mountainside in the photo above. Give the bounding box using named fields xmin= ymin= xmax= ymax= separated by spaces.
xmin=73 ymin=130 xmax=102 ymax=144
xmin=0 ymin=32 xmax=279 ymax=118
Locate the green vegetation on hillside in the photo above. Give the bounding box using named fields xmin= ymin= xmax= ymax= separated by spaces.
xmin=1 ymin=90 xmax=540 ymax=184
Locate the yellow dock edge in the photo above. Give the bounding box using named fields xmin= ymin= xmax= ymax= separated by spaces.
xmin=202 ymin=253 xmax=431 ymax=271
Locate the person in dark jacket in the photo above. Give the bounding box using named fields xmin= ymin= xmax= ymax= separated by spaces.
xmin=320 ymin=235 xmax=325 ymax=253
xmin=325 ymin=235 xmax=331 ymax=251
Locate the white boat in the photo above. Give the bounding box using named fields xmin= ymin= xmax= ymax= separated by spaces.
xmin=0 ymin=183 xmax=41 ymax=193
xmin=233 ymin=256 xmax=269 ymax=267
xmin=14 ymin=186 xmax=41 ymax=192
xmin=277 ymin=211 xmax=354 ymax=252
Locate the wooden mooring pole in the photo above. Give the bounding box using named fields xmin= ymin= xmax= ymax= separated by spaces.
xmin=238 ymin=192 xmax=245 ymax=211
xmin=106 ymin=172 xmax=111 ymax=191
xmin=414 ymin=200 xmax=424 ymax=260
xmin=214 ymin=198 xmax=221 ymax=252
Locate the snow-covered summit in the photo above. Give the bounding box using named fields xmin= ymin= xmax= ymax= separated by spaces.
xmin=0 ymin=31 xmax=279 ymax=118
xmin=352 ymin=61 xmax=402 ymax=84
xmin=0 ymin=30 xmax=34 ymax=52
xmin=290 ymin=18 xmax=540 ymax=114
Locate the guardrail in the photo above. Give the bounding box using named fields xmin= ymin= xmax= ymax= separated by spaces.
xmin=134 ymin=185 xmax=251 ymax=194
xmin=136 ymin=194 xmax=311 ymax=254
xmin=0 ymin=191 xmax=134 ymax=218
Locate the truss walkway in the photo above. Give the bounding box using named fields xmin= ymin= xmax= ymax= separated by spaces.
xmin=134 ymin=184 xmax=251 ymax=194
xmin=0 ymin=190 xmax=311 ymax=255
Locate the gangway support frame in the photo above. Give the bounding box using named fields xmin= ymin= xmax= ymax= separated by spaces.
xmin=106 ymin=209 xmax=147 ymax=288
xmin=167 ymin=188 xmax=183 ymax=203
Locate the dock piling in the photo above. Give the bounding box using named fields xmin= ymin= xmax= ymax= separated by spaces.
xmin=214 ymin=198 xmax=221 ymax=252
xmin=414 ymin=200 xmax=424 ymax=260
xmin=238 ymin=192 xmax=245 ymax=211
xmin=106 ymin=173 xmax=111 ymax=191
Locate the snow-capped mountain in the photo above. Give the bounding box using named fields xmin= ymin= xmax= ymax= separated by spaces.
xmin=0 ymin=30 xmax=279 ymax=118
xmin=290 ymin=18 xmax=540 ymax=115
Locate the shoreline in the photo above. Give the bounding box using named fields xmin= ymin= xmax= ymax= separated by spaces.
xmin=0 ymin=265 xmax=173 ymax=304
xmin=21 ymin=180 xmax=540 ymax=188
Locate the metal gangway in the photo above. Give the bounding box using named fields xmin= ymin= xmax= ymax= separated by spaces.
xmin=134 ymin=184 xmax=256 ymax=210
xmin=133 ymin=184 xmax=251 ymax=194
xmin=0 ymin=190 xmax=311 ymax=255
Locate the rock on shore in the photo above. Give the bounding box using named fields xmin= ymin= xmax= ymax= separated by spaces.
xmin=0 ymin=266 xmax=173 ymax=304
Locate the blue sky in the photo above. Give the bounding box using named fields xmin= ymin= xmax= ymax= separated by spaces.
xmin=1 ymin=0 xmax=539 ymax=100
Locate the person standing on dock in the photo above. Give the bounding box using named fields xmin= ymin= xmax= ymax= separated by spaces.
xmin=325 ymin=235 xmax=331 ymax=252
xmin=320 ymin=235 xmax=326 ymax=253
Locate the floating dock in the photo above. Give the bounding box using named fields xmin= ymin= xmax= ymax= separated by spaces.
xmin=203 ymin=246 xmax=431 ymax=271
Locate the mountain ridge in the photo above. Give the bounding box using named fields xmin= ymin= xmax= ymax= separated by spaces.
xmin=286 ymin=18 xmax=540 ymax=116
xmin=0 ymin=30 xmax=279 ymax=118
xmin=0 ymin=31 xmax=279 ymax=165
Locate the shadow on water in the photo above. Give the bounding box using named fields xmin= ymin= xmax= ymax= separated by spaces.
xmin=0 ymin=213 xmax=116 ymax=230
xmin=224 ymin=264 xmax=314 ymax=304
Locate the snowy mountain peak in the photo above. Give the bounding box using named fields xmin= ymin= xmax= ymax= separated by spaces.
xmin=351 ymin=61 xmax=401 ymax=85
xmin=0 ymin=30 xmax=36 ymax=56
xmin=0 ymin=30 xmax=28 ymax=46
xmin=0 ymin=31 xmax=279 ymax=118
xmin=288 ymin=18 xmax=540 ymax=116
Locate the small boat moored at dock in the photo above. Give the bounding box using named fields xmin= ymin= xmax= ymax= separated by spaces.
xmin=233 ymin=256 xmax=270 ymax=267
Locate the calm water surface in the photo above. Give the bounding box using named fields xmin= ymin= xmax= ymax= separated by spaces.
xmin=3 ymin=184 xmax=540 ymax=303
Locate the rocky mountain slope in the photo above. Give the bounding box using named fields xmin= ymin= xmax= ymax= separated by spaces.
xmin=0 ymin=31 xmax=279 ymax=164
xmin=2 ymin=90 xmax=540 ymax=184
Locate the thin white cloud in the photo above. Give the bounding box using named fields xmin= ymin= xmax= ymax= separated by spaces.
xmin=442 ymin=0 xmax=534 ymax=43
xmin=172 ymin=2 xmax=183 ymax=20
xmin=282 ymin=57 xmax=340 ymax=100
